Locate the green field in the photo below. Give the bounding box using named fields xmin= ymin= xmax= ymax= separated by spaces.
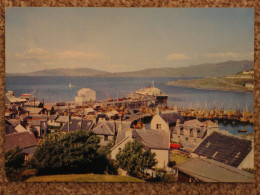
xmin=26 ymin=174 xmax=144 ymax=182
xmin=170 ymin=152 xmax=190 ymax=165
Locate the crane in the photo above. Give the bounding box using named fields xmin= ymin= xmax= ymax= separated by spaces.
xmin=105 ymin=90 xmax=113 ymax=102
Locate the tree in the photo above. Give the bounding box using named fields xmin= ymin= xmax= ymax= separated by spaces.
xmin=116 ymin=140 xmax=157 ymax=176
xmin=5 ymin=146 xmax=26 ymax=180
xmin=5 ymin=146 xmax=26 ymax=169
xmin=33 ymin=130 xmax=101 ymax=175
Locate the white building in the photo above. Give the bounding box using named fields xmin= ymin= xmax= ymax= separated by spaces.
xmin=75 ymin=88 xmax=96 ymax=106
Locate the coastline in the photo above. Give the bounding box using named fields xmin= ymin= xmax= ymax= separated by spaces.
xmin=166 ymin=77 xmax=254 ymax=93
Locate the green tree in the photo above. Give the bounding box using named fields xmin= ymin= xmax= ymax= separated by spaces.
xmin=5 ymin=146 xmax=25 ymax=169
xmin=5 ymin=146 xmax=26 ymax=180
xmin=116 ymin=140 xmax=157 ymax=176
xmin=34 ymin=130 xmax=101 ymax=174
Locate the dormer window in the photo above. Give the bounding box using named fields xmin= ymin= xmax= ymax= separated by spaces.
xmin=235 ymin=152 xmax=241 ymax=158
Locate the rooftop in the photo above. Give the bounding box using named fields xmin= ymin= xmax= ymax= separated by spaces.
xmin=176 ymin=158 xmax=254 ymax=182
xmin=193 ymin=131 xmax=252 ymax=167
xmin=5 ymin=131 xmax=38 ymax=152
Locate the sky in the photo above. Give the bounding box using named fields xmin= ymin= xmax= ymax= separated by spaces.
xmin=5 ymin=8 xmax=254 ymax=73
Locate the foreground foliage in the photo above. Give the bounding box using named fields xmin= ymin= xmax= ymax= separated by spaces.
xmin=5 ymin=146 xmax=26 ymax=181
xmin=33 ymin=130 xmax=102 ymax=175
xmin=116 ymin=140 xmax=157 ymax=176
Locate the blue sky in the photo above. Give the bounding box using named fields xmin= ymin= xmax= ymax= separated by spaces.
xmin=6 ymin=8 xmax=254 ymax=73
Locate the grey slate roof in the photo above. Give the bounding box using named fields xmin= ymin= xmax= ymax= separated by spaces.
xmin=92 ymin=123 xmax=114 ymax=136
xmin=114 ymin=129 xmax=170 ymax=150
xmin=5 ymin=131 xmax=38 ymax=152
xmin=160 ymin=112 xmax=184 ymax=125
xmin=176 ymin=158 xmax=254 ymax=182
xmin=133 ymin=129 xmax=170 ymax=150
xmin=193 ymin=131 xmax=252 ymax=167
xmin=56 ymin=115 xmax=69 ymax=123
xmin=24 ymin=107 xmax=44 ymax=115
xmin=61 ymin=119 xmax=93 ymax=132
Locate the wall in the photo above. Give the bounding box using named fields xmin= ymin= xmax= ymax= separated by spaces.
xmin=150 ymin=114 xmax=169 ymax=131
xmin=238 ymin=149 xmax=254 ymax=170
xmin=151 ymin=149 xmax=169 ymax=169
xmin=98 ymin=135 xmax=113 ymax=146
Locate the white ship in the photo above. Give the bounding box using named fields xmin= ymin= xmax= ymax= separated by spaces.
xmin=127 ymin=81 xmax=168 ymax=104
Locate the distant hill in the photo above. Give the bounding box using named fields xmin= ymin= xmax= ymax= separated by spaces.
xmin=99 ymin=60 xmax=254 ymax=77
xmin=7 ymin=60 xmax=253 ymax=77
xmin=7 ymin=68 xmax=108 ymax=76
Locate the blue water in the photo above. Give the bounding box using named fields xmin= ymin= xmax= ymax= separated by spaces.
xmin=6 ymin=76 xmax=254 ymax=135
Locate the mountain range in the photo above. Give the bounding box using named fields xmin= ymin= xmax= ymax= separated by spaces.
xmin=7 ymin=60 xmax=253 ymax=77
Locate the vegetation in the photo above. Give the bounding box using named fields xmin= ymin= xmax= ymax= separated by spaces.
xmin=116 ymin=140 xmax=157 ymax=176
xmin=26 ymin=174 xmax=144 ymax=182
xmin=170 ymin=152 xmax=190 ymax=165
xmin=166 ymin=76 xmax=254 ymax=92
xmin=33 ymin=130 xmax=103 ymax=175
xmin=5 ymin=146 xmax=26 ymax=181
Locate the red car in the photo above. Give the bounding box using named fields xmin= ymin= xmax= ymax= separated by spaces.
xmin=170 ymin=143 xmax=182 ymax=149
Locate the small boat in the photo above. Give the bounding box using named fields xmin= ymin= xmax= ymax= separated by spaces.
xmin=238 ymin=129 xmax=247 ymax=133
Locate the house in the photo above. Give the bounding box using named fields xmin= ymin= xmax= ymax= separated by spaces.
xmin=172 ymin=119 xmax=219 ymax=151
xmin=192 ymin=131 xmax=253 ymax=169
xmin=92 ymin=122 xmax=115 ymax=146
xmin=5 ymin=131 xmax=38 ymax=155
xmin=85 ymin=107 xmax=95 ymax=115
xmin=111 ymin=128 xmax=170 ymax=169
xmin=5 ymin=91 xmax=27 ymax=106
xmin=150 ymin=111 xmax=184 ymax=131
xmin=44 ymin=105 xmax=56 ymax=115
xmin=5 ymin=119 xmax=16 ymax=134
xmin=60 ymin=119 xmax=94 ymax=132
xmin=24 ymin=107 xmax=46 ymax=115
xmin=55 ymin=115 xmax=69 ymax=127
xmin=106 ymin=110 xmax=119 ymax=120
xmin=75 ymin=88 xmax=96 ymax=106
xmin=175 ymin=158 xmax=254 ymax=182
xmin=27 ymin=119 xmax=48 ymax=138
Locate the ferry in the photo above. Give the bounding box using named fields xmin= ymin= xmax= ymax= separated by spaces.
xmin=127 ymin=81 xmax=168 ymax=104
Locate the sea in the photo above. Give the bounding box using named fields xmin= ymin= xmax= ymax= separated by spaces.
xmin=6 ymin=76 xmax=254 ymax=135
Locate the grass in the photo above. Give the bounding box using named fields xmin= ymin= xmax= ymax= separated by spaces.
xmin=170 ymin=152 xmax=190 ymax=165
xmin=25 ymin=174 xmax=145 ymax=182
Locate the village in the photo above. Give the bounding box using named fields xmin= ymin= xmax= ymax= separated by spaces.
xmin=4 ymin=86 xmax=254 ymax=182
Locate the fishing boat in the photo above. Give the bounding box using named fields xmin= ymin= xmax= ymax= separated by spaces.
xmin=238 ymin=129 xmax=247 ymax=133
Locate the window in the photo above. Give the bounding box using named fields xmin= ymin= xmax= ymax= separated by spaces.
xmin=185 ymin=137 xmax=188 ymax=141
xmin=104 ymin=135 xmax=108 ymax=141
xmin=156 ymin=124 xmax=161 ymax=130
xmin=119 ymin=148 xmax=121 ymax=151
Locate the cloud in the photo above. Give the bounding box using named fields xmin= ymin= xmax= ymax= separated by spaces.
xmin=166 ymin=53 xmax=191 ymax=61
xmin=12 ymin=48 xmax=109 ymax=61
